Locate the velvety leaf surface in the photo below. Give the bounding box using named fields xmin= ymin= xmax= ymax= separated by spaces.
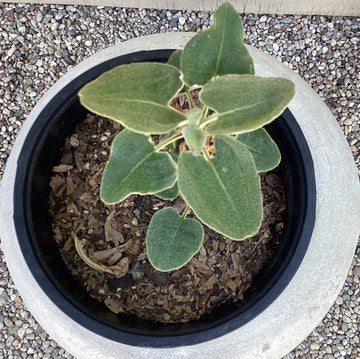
xmin=101 ymin=129 xmax=177 ymax=204
xmin=178 ymin=136 xmax=262 ymax=239
xmin=236 ymin=128 xmax=281 ymax=172
xmin=181 ymin=3 xmax=254 ymax=87
xmin=182 ymin=126 xmax=206 ymax=154
xmin=154 ymin=182 xmax=179 ymax=200
xmin=201 ymin=75 xmax=295 ymax=134
xmin=186 ymin=108 xmax=203 ymax=126
xmin=154 ymin=152 xmax=179 ymax=200
xmin=78 ymin=62 xmax=186 ymax=134
xmin=146 ymin=207 xmax=204 ymax=271
xmin=168 ymin=49 xmax=182 ymax=69
xmin=181 ymin=109 xmax=206 ymax=153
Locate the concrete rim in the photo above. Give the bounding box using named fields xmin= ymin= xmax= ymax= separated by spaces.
xmin=1 ymin=32 xmax=359 ymax=359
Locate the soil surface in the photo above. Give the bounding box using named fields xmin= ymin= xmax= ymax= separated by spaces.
xmin=49 ymin=114 xmax=286 ymax=323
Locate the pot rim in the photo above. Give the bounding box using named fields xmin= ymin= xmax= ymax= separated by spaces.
xmin=12 ymin=77 xmax=316 ymax=341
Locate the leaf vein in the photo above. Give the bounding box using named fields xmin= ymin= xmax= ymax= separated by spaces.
xmin=109 ymin=148 xmax=172 ymax=199
xmin=217 ymin=100 xmax=264 ymax=117
xmin=214 ymin=10 xmax=227 ymax=77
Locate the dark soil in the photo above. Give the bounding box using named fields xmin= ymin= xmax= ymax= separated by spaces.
xmin=49 ymin=114 xmax=286 ymax=323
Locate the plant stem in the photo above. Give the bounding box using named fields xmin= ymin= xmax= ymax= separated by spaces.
xmin=200 ymin=114 xmax=218 ymax=129
xmin=185 ymin=89 xmax=194 ymax=109
xmin=202 ymin=147 xmax=211 ymax=161
xmin=202 ymin=105 xmax=209 ymax=118
xmin=181 ymin=204 xmax=191 ymax=218
xmin=155 ymin=132 xmax=183 ymax=151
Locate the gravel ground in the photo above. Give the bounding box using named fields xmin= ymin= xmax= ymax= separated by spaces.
xmin=0 ymin=3 xmax=359 ymax=358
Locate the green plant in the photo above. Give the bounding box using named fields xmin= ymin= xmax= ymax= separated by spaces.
xmin=78 ymin=3 xmax=295 ymax=272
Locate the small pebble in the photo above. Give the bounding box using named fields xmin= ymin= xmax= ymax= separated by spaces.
xmin=179 ymin=16 xmax=186 ymax=25
xmin=6 ymin=335 xmax=14 ymax=347
xmin=36 ymin=11 xmax=43 ymax=22
xmin=17 ymin=327 xmax=26 ymax=338
xmin=4 ymin=317 xmax=14 ymax=327
xmin=335 ymin=296 xmax=344 ymax=305
xmin=310 ymin=342 xmax=320 ymax=350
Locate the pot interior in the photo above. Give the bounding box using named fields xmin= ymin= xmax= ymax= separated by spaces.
xmin=15 ymin=50 xmax=316 ymax=347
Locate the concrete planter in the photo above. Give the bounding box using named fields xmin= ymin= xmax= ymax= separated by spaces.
xmin=0 ymin=33 xmax=359 ymax=359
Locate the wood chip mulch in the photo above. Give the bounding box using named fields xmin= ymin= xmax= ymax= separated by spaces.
xmin=48 ymin=114 xmax=286 ymax=323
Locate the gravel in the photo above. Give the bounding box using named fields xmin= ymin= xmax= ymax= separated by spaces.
xmin=0 ymin=3 xmax=359 ymax=358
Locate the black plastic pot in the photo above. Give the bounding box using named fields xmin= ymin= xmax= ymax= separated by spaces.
xmin=14 ymin=50 xmax=316 ymax=348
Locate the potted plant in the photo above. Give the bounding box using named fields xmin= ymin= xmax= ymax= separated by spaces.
xmin=44 ymin=3 xmax=295 ymax=324
xmin=1 ymin=3 xmax=359 ymax=359
xmin=75 ymin=2 xmax=294 ymax=274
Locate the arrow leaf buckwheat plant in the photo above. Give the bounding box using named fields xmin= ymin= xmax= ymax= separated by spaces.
xmin=78 ymin=3 xmax=295 ymax=272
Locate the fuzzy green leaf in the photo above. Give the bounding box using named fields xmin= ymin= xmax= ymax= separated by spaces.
xmin=178 ymin=136 xmax=262 ymax=240
xmin=181 ymin=109 xmax=206 ymax=153
xmin=186 ymin=108 xmax=203 ymax=127
xmin=201 ymin=75 xmax=295 ymax=135
xmin=168 ymin=50 xmax=188 ymax=94
xmin=101 ymin=129 xmax=177 ymax=204
xmin=168 ymin=49 xmax=182 ymax=69
xmin=146 ymin=207 xmax=204 ymax=271
xmin=181 ymin=3 xmax=254 ymax=87
xmin=154 ymin=152 xmax=179 ymax=200
xmin=182 ymin=126 xmax=206 ymax=154
xmin=154 ymin=182 xmax=179 ymax=200
xmin=78 ymin=62 xmax=186 ymax=134
xmin=236 ymin=128 xmax=281 ymax=172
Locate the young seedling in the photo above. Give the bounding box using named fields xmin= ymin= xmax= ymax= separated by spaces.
xmin=78 ymin=2 xmax=295 ymax=272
